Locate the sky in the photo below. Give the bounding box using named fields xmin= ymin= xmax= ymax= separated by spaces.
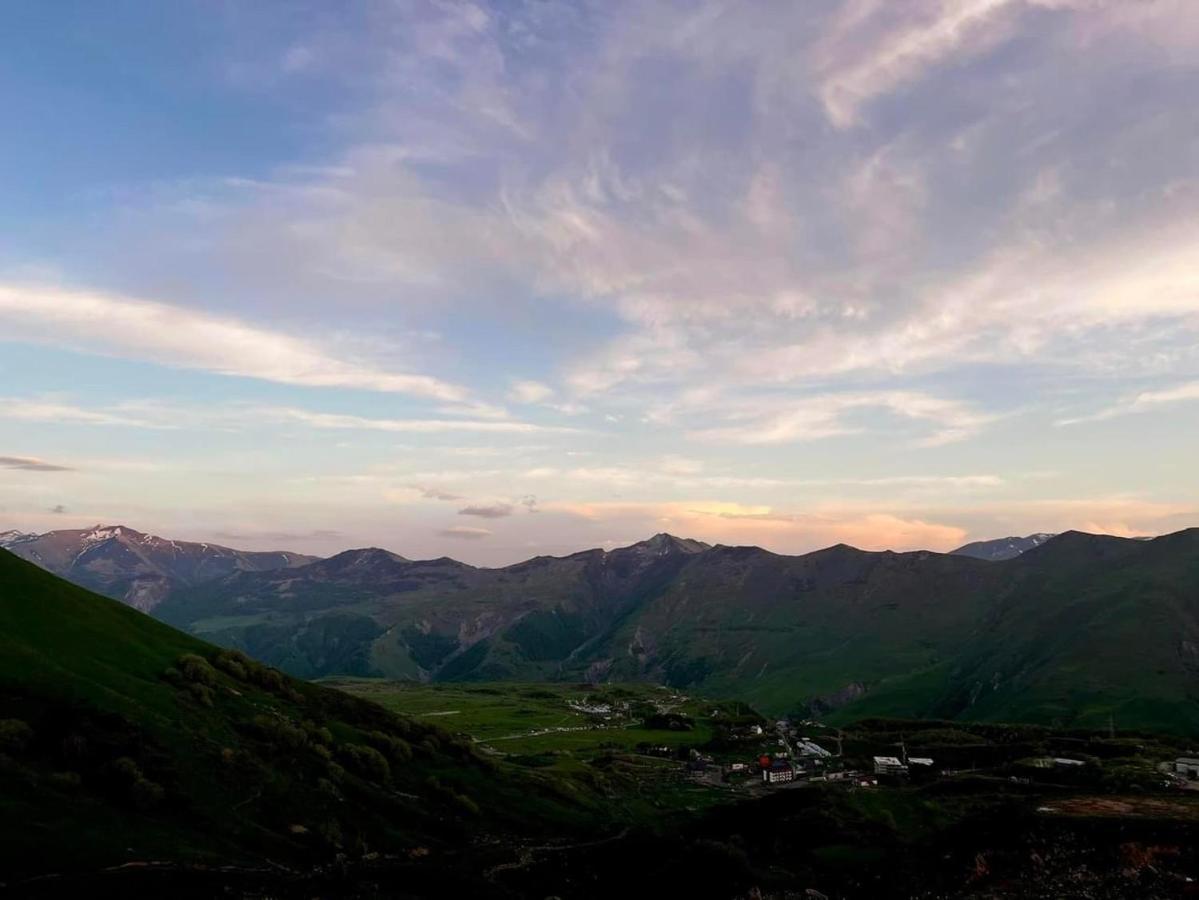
xmin=2 ymin=0 xmax=1198 ymax=565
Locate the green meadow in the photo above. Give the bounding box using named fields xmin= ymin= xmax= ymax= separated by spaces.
xmin=325 ymin=679 xmax=753 ymax=760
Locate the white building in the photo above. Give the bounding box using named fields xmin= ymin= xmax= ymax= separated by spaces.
xmin=873 ymin=756 xmax=908 ymax=776
xmin=1175 ymin=757 xmax=1199 ymax=779
xmin=763 ymin=759 xmax=795 ymax=784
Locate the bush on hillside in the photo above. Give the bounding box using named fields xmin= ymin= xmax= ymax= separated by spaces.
xmin=176 ymin=653 xmax=218 ymax=686
xmin=303 ymin=720 xmax=334 ymax=747
xmin=250 ymin=714 xmax=309 ymax=751
xmin=104 ymin=756 xmax=164 ymax=810
xmin=340 ymin=743 xmax=391 ymax=784
xmin=213 ymin=649 xmax=250 ymax=681
xmin=185 ymin=682 xmax=216 ymax=708
xmin=366 ymin=730 xmax=413 ymax=763
xmin=0 ymin=719 xmax=34 ymax=754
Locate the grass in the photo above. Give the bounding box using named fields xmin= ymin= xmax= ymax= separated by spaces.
xmin=326 ymin=679 xmax=732 ymax=761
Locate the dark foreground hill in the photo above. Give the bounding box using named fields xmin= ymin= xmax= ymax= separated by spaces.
xmin=0 ymin=549 xmax=608 ymax=893
xmin=153 ymin=528 xmax=1199 ymax=735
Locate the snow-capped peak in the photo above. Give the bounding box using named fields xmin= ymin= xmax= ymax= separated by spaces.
xmin=0 ymin=529 xmax=36 ymax=548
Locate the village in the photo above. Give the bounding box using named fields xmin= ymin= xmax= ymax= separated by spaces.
xmin=673 ymin=716 xmax=1199 ymax=799
xmin=677 ymin=719 xmax=909 ymax=792
xmin=343 ymin=680 xmax=1199 ymax=810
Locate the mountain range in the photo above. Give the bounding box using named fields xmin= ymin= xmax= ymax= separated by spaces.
xmin=152 ymin=528 xmax=1199 ymax=734
xmin=0 ymin=525 xmax=315 ymax=611
xmin=6 ymin=523 xmax=1198 ymax=734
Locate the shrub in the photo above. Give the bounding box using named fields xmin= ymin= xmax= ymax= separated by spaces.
xmin=453 ymin=792 xmax=480 ymax=817
xmin=419 ymin=736 xmax=442 ymax=755
xmin=340 ymin=744 xmax=391 ymax=784
xmin=303 ymin=721 xmax=334 ymax=747
xmin=213 ymin=650 xmax=248 ymax=681
xmin=176 ymin=654 xmax=218 ymax=686
xmin=0 ymin=719 xmax=33 ymax=754
xmin=110 ymin=756 xmax=143 ymax=783
xmin=105 ymin=757 xmax=164 ymax=809
xmin=251 ymin=714 xmax=308 ymax=751
xmin=366 ymin=730 xmax=413 ymax=763
xmin=318 ymin=819 xmax=344 ymax=849
xmin=255 ymin=668 xmax=286 ymax=694
xmin=47 ymin=771 xmax=81 ymax=791
xmin=186 ymin=683 xmax=215 ymax=707
xmin=317 ymin=777 xmax=340 ymax=798
xmin=424 ymin=776 xmax=479 ymax=817
xmin=131 ymin=777 xmax=165 ymax=809
xmin=61 ymin=733 xmax=88 ymax=761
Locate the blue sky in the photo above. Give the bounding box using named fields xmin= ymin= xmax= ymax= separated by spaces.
xmin=2 ymin=0 xmax=1198 ymax=564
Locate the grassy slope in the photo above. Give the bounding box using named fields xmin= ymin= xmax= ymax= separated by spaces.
xmin=591 ymin=545 xmax=997 ymax=712
xmin=834 ymin=531 xmax=1199 ymax=734
xmin=0 ymin=550 xmax=605 ymax=882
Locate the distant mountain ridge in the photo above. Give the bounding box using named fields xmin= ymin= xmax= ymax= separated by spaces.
xmin=0 ymin=524 xmax=316 ymax=611
xmin=10 ymin=522 xmax=1199 ymax=734
xmin=147 ymin=527 xmax=1199 ymax=735
xmin=951 ymin=533 xmax=1057 ymax=561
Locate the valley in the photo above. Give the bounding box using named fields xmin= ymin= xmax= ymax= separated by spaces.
xmin=143 ymin=527 xmax=1199 ymax=736
xmin=3 ymin=547 xmax=1199 ymax=897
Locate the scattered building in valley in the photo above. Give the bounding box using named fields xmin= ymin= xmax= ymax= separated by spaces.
xmin=797 ymin=739 xmax=832 ymax=758
xmin=763 ymin=757 xmax=796 ymax=784
xmin=873 ymin=756 xmax=908 ymax=776
xmin=1175 ymin=757 xmax=1199 ymax=779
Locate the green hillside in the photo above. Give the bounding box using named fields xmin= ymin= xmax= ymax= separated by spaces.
xmin=844 ymin=530 xmax=1199 ymax=733
xmin=146 ymin=530 xmax=1199 ymax=735
xmin=0 ymin=549 xmax=604 ymax=887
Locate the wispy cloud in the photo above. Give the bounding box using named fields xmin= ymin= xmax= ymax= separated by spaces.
xmin=2 ymin=1 xmax=1197 ymax=561
xmin=260 ymin=407 xmax=582 ymax=435
xmin=1058 ymin=380 xmax=1199 ymax=425
xmin=508 ymin=380 xmax=555 ymax=404
xmin=0 ymin=455 xmax=73 ymax=472
xmin=0 ymin=398 xmax=174 ymax=429
xmin=691 ymin=391 xmax=995 ymax=446
xmin=458 ymin=503 xmax=513 ymax=519
xmin=0 ymin=284 xmax=467 ymax=401
xmin=438 ymin=525 xmax=491 ymax=540
xmin=814 ymin=0 xmax=1022 ymax=128
xmin=409 ymin=485 xmax=464 ymax=502
xmin=0 ymin=396 xmax=583 ymax=437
